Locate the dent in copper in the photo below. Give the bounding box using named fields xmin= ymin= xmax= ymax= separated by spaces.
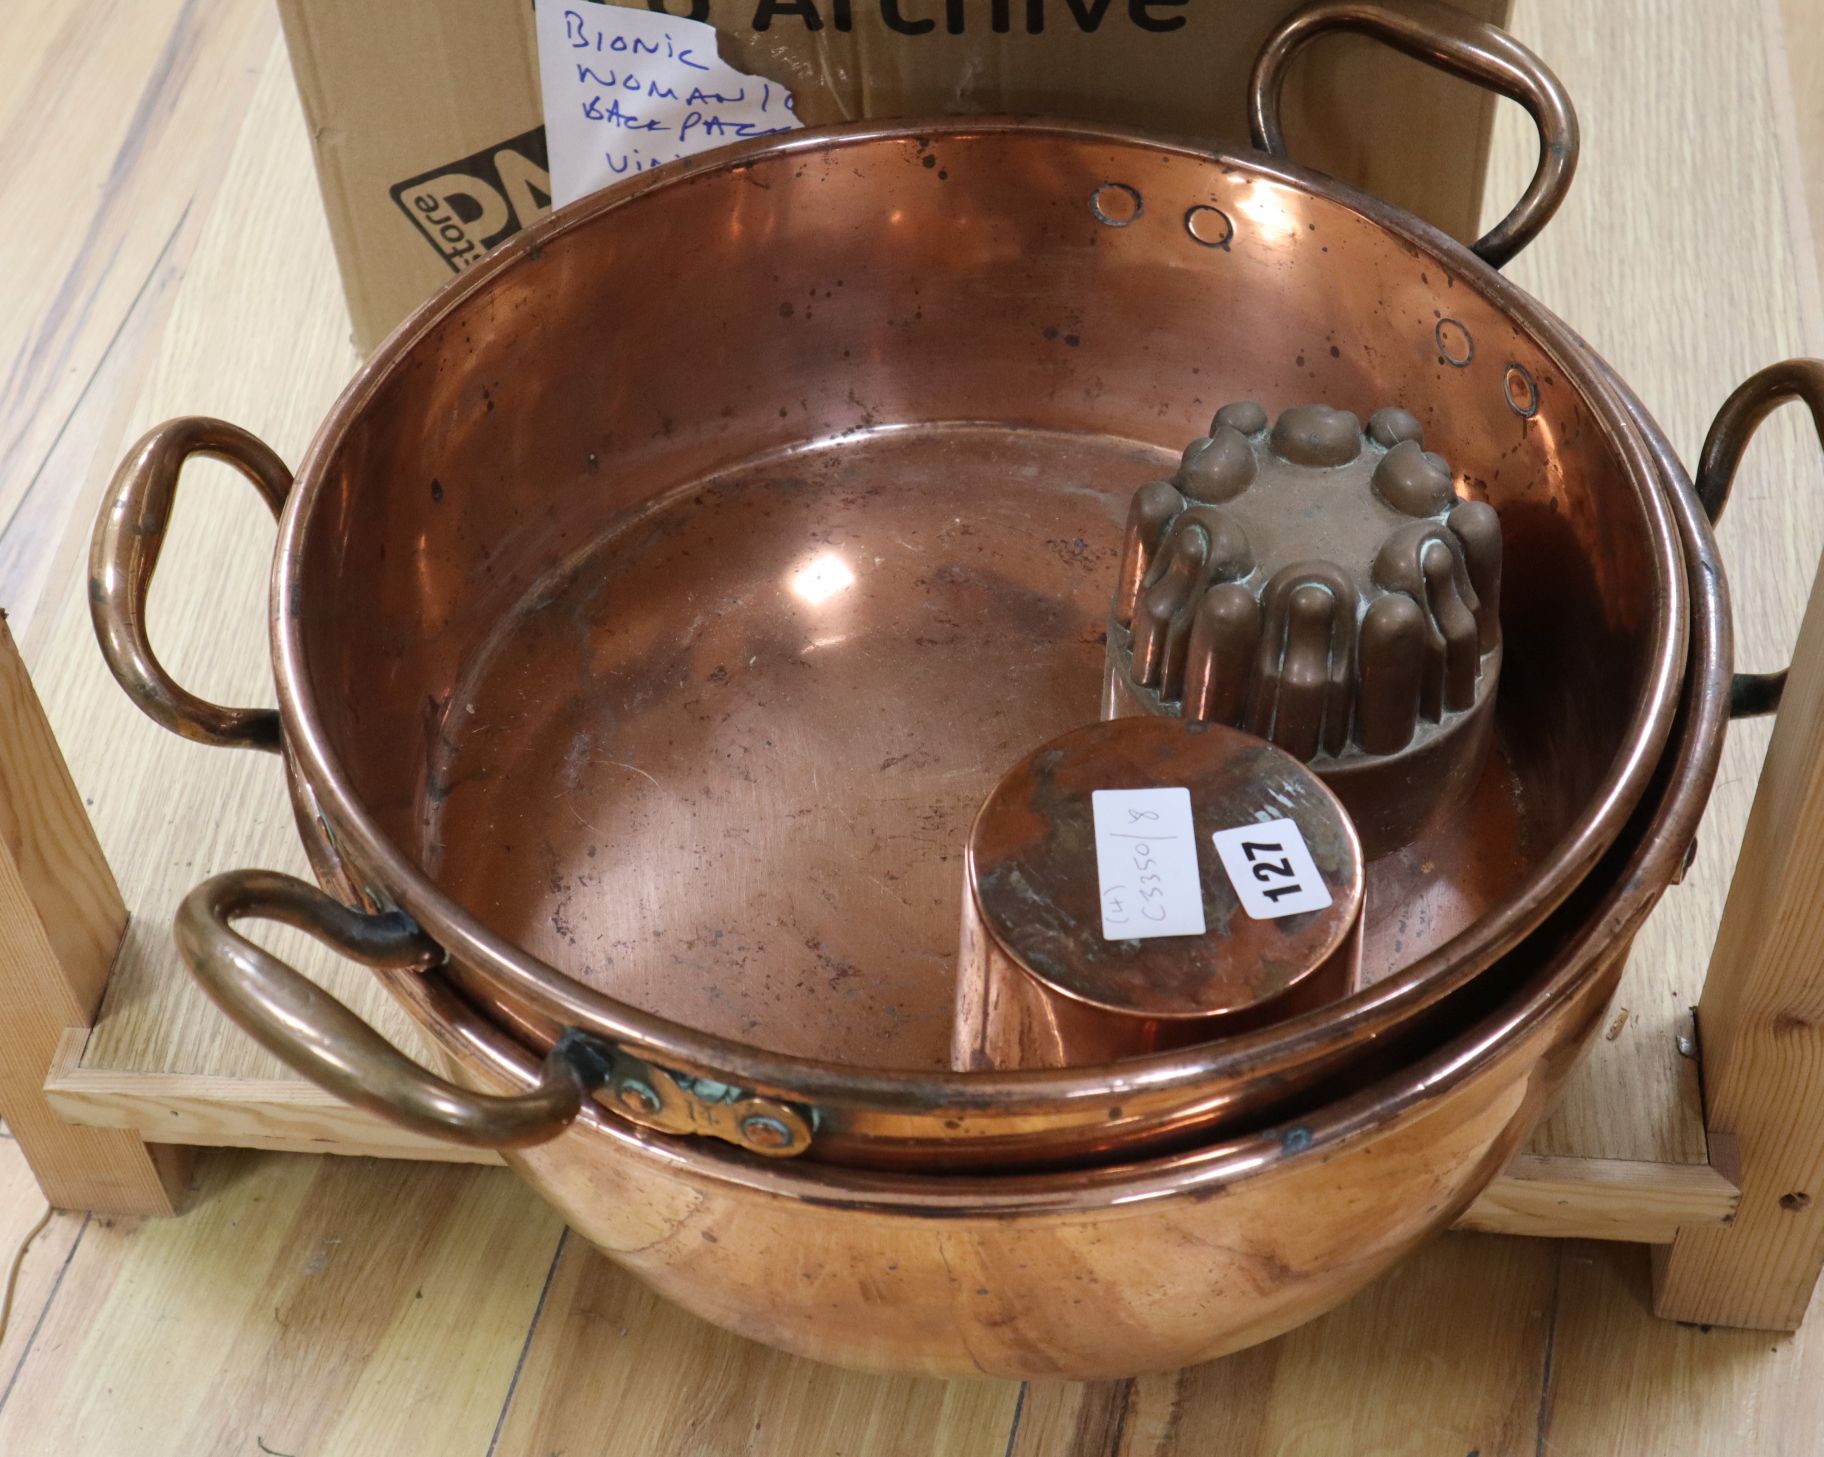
xmin=1105 ymin=401 xmax=1503 ymax=854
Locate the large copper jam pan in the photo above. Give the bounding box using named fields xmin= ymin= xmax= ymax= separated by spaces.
xmin=90 ymin=4 xmax=1702 ymax=1170
xmin=233 ymin=389 xmax=1738 ymax=1379
xmin=97 ymin=1 xmax=1806 ymax=1180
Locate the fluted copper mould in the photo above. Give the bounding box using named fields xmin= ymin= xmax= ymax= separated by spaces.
xmin=86 ymin=0 xmax=1821 ymax=1376
xmin=1105 ymin=402 xmax=1502 ymax=855
xmin=953 ymin=716 xmax=1365 ymax=1071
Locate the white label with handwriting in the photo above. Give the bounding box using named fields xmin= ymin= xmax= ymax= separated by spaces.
xmin=534 ymin=1 xmax=803 ymax=209
xmin=1210 ymin=818 xmax=1333 ymax=920
xmin=1091 ymin=788 xmax=1207 ymax=941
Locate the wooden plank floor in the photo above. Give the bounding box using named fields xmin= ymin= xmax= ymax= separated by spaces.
xmin=3 ymin=0 xmax=1824 ymax=1452
xmin=0 ymin=0 xmax=275 ymax=646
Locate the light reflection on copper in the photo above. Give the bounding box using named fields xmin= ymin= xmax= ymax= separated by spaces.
xmin=789 ymin=551 xmax=856 ymax=606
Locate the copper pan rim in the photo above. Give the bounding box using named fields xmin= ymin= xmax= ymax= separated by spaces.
xmin=273 ymin=117 xmax=1689 ymax=1119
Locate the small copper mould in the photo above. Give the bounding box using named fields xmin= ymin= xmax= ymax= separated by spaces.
xmin=954 ymin=716 xmax=1364 ymax=1072
xmin=1104 ymin=402 xmax=1503 ymax=854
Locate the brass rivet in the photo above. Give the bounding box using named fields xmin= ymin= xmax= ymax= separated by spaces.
xmin=1184 ymin=204 xmax=1234 ymax=251
xmin=740 ymin=1114 xmax=795 ymax=1151
xmin=1090 ymin=183 xmax=1143 ymax=228
xmin=1503 ymin=362 xmax=1540 ymax=419
xmin=615 ymin=1080 xmax=660 ymax=1116
xmin=1435 ymin=318 xmax=1474 ymax=367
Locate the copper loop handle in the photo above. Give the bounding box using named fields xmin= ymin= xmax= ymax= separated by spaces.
xmin=90 ymin=417 xmax=292 ymax=752
xmin=1695 ymin=359 xmax=1824 ymax=719
xmin=1249 ymin=0 xmax=1579 ymax=270
xmin=176 ymin=870 xmax=599 ymax=1148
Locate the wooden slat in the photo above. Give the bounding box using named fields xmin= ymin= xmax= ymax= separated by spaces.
xmin=42 ymin=1030 xmax=500 ymax=1167
xmin=0 ymin=618 xmax=186 ymax=1215
xmin=1457 ymin=1153 xmax=1738 ymax=1244
xmin=1654 ymin=433 xmax=1824 ymax=1329
xmin=0 ymin=619 xmax=122 ymax=1024
xmin=1646 ymin=0 xmax=1824 ymax=1336
xmin=39 ymin=1037 xmax=1743 ymax=1239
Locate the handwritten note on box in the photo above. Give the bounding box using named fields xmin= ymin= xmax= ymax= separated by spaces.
xmin=534 ymin=2 xmax=803 ymax=209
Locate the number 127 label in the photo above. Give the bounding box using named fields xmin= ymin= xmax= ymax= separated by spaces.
xmin=1210 ymin=818 xmax=1333 ymax=920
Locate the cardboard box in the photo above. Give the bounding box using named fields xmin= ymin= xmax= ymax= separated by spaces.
xmin=279 ymin=0 xmax=1512 ymax=353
